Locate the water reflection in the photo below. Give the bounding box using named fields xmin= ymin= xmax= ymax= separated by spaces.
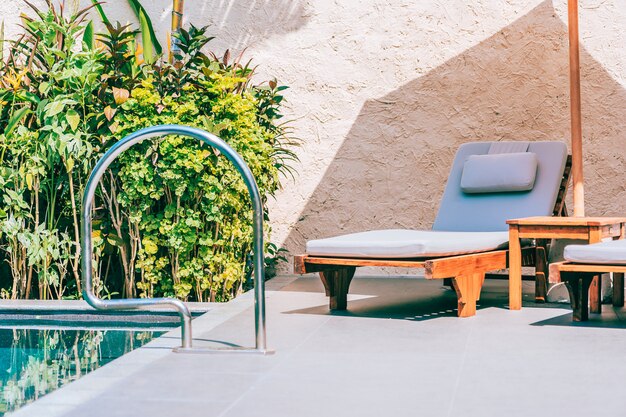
xmin=0 ymin=328 xmax=160 ymax=415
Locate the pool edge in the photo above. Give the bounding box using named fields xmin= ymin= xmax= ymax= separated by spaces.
xmin=6 ymin=276 xmax=298 ymax=417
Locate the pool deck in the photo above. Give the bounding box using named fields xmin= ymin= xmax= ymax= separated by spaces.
xmin=9 ymin=274 xmax=626 ymax=417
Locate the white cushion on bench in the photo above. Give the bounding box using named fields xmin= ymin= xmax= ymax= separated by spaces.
xmin=564 ymin=239 xmax=626 ymax=265
xmin=306 ymin=229 xmax=509 ymax=259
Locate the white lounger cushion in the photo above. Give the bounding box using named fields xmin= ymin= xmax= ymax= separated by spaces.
xmin=564 ymin=239 xmax=626 ymax=265
xmin=306 ymin=229 xmax=509 ymax=259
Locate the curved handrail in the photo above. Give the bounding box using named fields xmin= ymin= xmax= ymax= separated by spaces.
xmin=81 ymin=125 xmax=267 ymax=352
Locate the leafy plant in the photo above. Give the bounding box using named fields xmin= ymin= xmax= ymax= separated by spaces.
xmin=0 ymin=1 xmax=296 ymax=302
xmin=110 ymin=24 xmax=294 ymax=302
xmin=264 ymin=243 xmax=288 ymax=279
xmin=0 ymin=0 xmax=105 ymax=299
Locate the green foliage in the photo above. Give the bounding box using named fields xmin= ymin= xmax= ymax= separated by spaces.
xmin=125 ymin=0 xmax=162 ymax=64
xmin=0 ymin=2 xmax=295 ymax=302
xmin=89 ymin=0 xmax=110 ymax=25
xmin=0 ymin=1 xmax=106 ymax=299
xmin=264 ymin=242 xmax=287 ymax=279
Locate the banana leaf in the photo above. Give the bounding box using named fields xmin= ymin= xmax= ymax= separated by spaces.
xmin=126 ymin=0 xmax=162 ymax=64
xmin=89 ymin=0 xmax=110 ymax=25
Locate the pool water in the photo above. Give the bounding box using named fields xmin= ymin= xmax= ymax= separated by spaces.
xmin=0 ymin=328 xmax=163 ymax=415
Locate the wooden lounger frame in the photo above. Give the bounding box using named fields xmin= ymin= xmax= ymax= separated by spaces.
xmin=550 ymin=262 xmax=625 ymax=321
xmin=295 ymin=249 xmax=539 ymax=317
xmin=294 ymin=156 xmax=572 ymax=318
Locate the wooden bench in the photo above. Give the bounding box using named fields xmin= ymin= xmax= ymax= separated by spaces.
xmin=550 ymin=262 xmax=625 ymax=321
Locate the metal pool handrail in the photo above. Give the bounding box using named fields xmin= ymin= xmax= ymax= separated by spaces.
xmin=81 ymin=125 xmax=268 ymax=353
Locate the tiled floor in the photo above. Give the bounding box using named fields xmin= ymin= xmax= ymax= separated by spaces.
xmin=10 ymin=275 xmax=626 ymax=417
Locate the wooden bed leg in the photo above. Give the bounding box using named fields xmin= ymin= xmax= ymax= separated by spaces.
xmin=475 ymin=273 xmax=485 ymax=301
xmin=562 ymin=272 xmax=594 ymax=321
xmin=319 ymin=267 xmax=356 ymax=310
xmin=613 ymin=273 xmax=624 ymax=307
xmin=590 ymin=275 xmax=601 ymax=313
xmin=451 ymin=273 xmax=483 ymax=318
xmin=535 ymin=241 xmax=548 ymax=303
xmin=318 ymin=273 xmax=331 ymax=296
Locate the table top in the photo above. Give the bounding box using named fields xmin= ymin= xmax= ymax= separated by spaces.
xmin=506 ymin=216 xmax=626 ymax=227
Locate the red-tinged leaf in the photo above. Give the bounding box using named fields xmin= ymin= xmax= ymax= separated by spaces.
xmin=112 ymin=87 xmax=129 ymax=105
xmin=104 ymin=106 xmax=116 ymax=121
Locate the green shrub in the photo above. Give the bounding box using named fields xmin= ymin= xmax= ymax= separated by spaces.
xmin=0 ymin=3 xmax=295 ymax=301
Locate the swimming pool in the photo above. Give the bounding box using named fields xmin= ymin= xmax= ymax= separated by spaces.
xmin=0 ymin=320 xmax=167 ymax=415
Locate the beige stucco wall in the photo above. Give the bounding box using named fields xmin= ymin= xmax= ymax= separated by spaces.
xmin=3 ymin=1 xmax=625 ymax=273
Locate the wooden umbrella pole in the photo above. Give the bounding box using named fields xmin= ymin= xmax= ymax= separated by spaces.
xmin=170 ymin=0 xmax=185 ymax=61
xmin=568 ymin=0 xmax=584 ymax=216
xmin=172 ymin=0 xmax=184 ymax=33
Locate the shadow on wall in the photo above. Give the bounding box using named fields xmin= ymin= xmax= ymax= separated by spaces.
xmin=192 ymin=0 xmax=309 ymax=51
xmin=286 ymin=0 xmax=626 ymax=256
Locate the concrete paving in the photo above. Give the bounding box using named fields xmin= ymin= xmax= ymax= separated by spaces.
xmin=9 ymin=275 xmax=626 ymax=417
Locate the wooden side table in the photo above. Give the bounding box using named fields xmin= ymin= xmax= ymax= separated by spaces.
xmin=507 ymin=216 xmax=626 ymax=311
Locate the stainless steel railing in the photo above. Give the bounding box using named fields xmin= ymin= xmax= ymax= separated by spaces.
xmin=81 ymin=125 xmax=269 ymax=353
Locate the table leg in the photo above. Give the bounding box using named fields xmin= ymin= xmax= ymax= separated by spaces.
xmin=613 ymin=273 xmax=624 ymax=307
xmin=509 ymin=226 xmax=522 ymax=310
xmin=535 ymin=239 xmax=548 ymax=302
xmin=588 ymin=228 xmax=602 ymax=313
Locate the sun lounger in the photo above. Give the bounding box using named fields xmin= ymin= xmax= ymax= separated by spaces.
xmin=295 ymin=141 xmax=570 ymax=317
xmin=551 ymin=239 xmax=626 ymax=321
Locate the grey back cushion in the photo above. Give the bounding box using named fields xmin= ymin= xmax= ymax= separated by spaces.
xmin=433 ymin=141 xmax=568 ymax=232
xmin=460 ymin=152 xmax=538 ymax=193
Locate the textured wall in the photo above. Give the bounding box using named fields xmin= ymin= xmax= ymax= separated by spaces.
xmin=3 ymin=1 xmax=625 ymax=274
